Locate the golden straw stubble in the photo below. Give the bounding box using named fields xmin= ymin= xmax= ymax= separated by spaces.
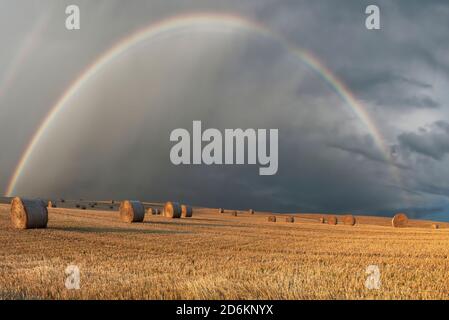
xmin=10 ymin=197 xmax=48 ymax=229
xmin=392 ymin=213 xmax=408 ymax=228
xmin=181 ymin=205 xmax=193 ymax=218
xmin=119 ymin=200 xmax=145 ymax=223
xmin=164 ymin=201 xmax=182 ymax=219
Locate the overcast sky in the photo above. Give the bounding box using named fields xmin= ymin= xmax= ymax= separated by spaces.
xmin=1 ymin=0 xmax=449 ymax=220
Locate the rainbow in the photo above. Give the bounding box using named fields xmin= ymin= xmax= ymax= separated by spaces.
xmin=0 ymin=13 xmax=49 ymax=101
xmin=6 ymin=12 xmax=396 ymax=196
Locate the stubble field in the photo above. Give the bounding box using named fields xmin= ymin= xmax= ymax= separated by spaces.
xmin=1 ymin=203 xmax=449 ymax=300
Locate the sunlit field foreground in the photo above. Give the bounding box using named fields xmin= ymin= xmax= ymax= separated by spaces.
xmin=1 ymin=203 xmax=449 ymax=300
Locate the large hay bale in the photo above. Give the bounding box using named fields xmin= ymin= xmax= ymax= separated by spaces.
xmin=119 ymin=200 xmax=145 ymax=223
xmin=392 ymin=213 xmax=408 ymax=228
xmin=249 ymin=209 xmax=255 ymax=215
xmin=268 ymin=216 xmax=276 ymax=222
xmin=147 ymin=207 xmax=157 ymax=215
xmin=327 ymin=216 xmax=338 ymax=225
xmin=285 ymin=216 xmax=295 ymax=223
xmin=343 ymin=215 xmax=356 ymax=226
xmin=432 ymin=224 xmax=440 ymax=230
xmin=319 ymin=217 xmax=325 ymax=224
xmin=181 ymin=205 xmax=193 ymax=218
xmin=164 ymin=201 xmax=181 ymax=219
xmin=231 ymin=211 xmax=238 ymax=216
xmin=218 ymin=208 xmax=224 ymax=214
xmin=156 ymin=208 xmax=161 ymax=215
xmin=47 ymin=200 xmax=56 ymax=208
xmin=11 ymin=197 xmax=48 ymax=229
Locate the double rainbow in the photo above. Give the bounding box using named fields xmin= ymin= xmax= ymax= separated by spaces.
xmin=6 ymin=12 xmax=396 ymax=196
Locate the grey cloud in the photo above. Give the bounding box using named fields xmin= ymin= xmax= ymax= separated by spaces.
xmin=399 ymin=121 xmax=449 ymax=160
xmin=346 ymin=71 xmax=433 ymax=92
xmin=1 ymin=0 xmax=449 ymax=219
xmin=326 ymin=134 xmax=387 ymax=164
xmin=416 ymin=182 xmax=449 ymax=199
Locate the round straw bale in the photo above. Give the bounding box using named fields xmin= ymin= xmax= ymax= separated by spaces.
xmin=392 ymin=213 xmax=408 ymax=228
xmin=432 ymin=224 xmax=440 ymax=229
xmin=319 ymin=217 xmax=325 ymax=224
xmin=327 ymin=216 xmax=338 ymax=225
xmin=164 ymin=201 xmax=181 ymax=219
xmin=285 ymin=216 xmax=295 ymax=223
xmin=120 ymin=200 xmax=145 ymax=223
xmin=249 ymin=209 xmax=255 ymax=214
xmin=147 ymin=207 xmax=157 ymax=215
xmin=156 ymin=208 xmax=161 ymax=215
xmin=181 ymin=205 xmax=193 ymax=218
xmin=10 ymin=197 xmax=48 ymax=229
xmin=218 ymin=208 xmax=224 ymax=214
xmin=231 ymin=211 xmax=238 ymax=216
xmin=343 ymin=215 xmax=356 ymax=226
xmin=268 ymin=216 xmax=276 ymax=222
xmin=47 ymin=201 xmax=56 ymax=208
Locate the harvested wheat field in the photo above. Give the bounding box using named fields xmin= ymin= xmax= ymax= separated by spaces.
xmin=1 ymin=203 xmax=449 ymax=300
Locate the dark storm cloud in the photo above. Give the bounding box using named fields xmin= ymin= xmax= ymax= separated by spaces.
xmin=326 ymin=134 xmax=387 ymax=164
xmin=343 ymin=70 xmax=439 ymax=109
xmin=376 ymin=94 xmax=439 ymax=110
xmin=346 ymin=71 xmax=433 ymax=91
xmin=399 ymin=121 xmax=449 ymax=160
xmin=257 ymin=0 xmax=447 ymax=115
xmin=1 ymin=0 xmax=449 ymax=219
xmin=416 ymin=182 xmax=449 ymax=199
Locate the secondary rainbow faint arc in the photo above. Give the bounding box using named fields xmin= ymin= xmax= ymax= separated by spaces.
xmin=6 ymin=12 xmax=394 ymax=196
xmin=0 ymin=13 xmax=49 ymax=100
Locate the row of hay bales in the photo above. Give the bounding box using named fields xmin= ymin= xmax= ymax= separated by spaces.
xmin=263 ymin=213 xmax=424 ymax=229
xmin=9 ymin=197 xmax=439 ymax=230
xmin=218 ymin=208 xmax=256 ymax=216
xmin=10 ymin=197 xmax=193 ymax=229
xmin=266 ymin=216 xmax=295 ymax=223
xmin=390 ymin=213 xmax=440 ymax=229
xmin=265 ymin=214 xmax=357 ymax=225
xmin=118 ymin=200 xmax=193 ymax=223
xmin=217 ymin=208 xmax=358 ymax=226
